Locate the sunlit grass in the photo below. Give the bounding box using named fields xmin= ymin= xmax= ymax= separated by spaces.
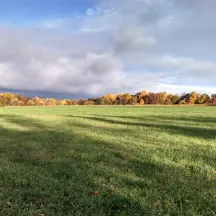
xmin=0 ymin=106 xmax=215 ymax=215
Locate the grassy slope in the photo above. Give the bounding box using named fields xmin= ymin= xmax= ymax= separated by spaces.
xmin=0 ymin=106 xmax=215 ymax=216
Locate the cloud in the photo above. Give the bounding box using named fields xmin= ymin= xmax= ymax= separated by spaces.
xmin=0 ymin=29 xmax=125 ymax=95
xmin=1 ymin=0 xmax=216 ymax=97
xmin=154 ymin=84 xmax=216 ymax=95
xmin=160 ymin=56 xmax=216 ymax=74
xmin=48 ymin=54 xmax=125 ymax=94
xmin=148 ymin=55 xmax=216 ymax=83
xmin=113 ymin=25 xmax=156 ymax=53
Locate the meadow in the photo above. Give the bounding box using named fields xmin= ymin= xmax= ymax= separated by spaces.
xmin=0 ymin=106 xmax=215 ymax=216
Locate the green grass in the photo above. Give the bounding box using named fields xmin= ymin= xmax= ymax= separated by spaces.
xmin=0 ymin=106 xmax=216 ymax=216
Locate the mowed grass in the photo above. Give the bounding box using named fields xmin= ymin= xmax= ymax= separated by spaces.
xmin=0 ymin=106 xmax=216 ymax=216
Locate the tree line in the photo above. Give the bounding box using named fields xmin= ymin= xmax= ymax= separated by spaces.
xmin=0 ymin=91 xmax=216 ymax=107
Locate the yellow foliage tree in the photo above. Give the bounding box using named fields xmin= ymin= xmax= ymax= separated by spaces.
xmin=27 ymin=99 xmax=35 ymax=106
xmin=34 ymin=96 xmax=40 ymax=106
xmin=103 ymin=94 xmax=116 ymax=105
xmin=139 ymin=99 xmax=145 ymax=105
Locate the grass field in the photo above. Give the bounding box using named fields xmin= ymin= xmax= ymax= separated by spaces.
xmin=0 ymin=106 xmax=216 ymax=216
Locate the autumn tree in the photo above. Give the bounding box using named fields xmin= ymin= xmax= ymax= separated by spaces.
xmin=164 ymin=98 xmax=173 ymax=105
xmin=34 ymin=96 xmax=41 ymax=106
xmin=18 ymin=101 xmax=24 ymax=106
xmin=10 ymin=98 xmax=20 ymax=106
xmin=116 ymin=93 xmax=132 ymax=105
xmin=0 ymin=92 xmax=14 ymax=106
xmin=78 ymin=99 xmax=86 ymax=105
xmin=27 ymin=99 xmax=35 ymax=106
xmin=135 ymin=91 xmax=147 ymax=102
xmin=145 ymin=93 xmax=160 ymax=104
xmin=39 ymin=99 xmax=45 ymax=106
xmin=128 ymin=97 xmax=137 ymax=105
xmin=15 ymin=94 xmax=26 ymax=104
xmin=179 ymin=99 xmax=187 ymax=105
xmin=56 ymin=100 xmax=67 ymax=106
xmin=84 ymin=100 xmax=95 ymax=105
xmin=139 ymin=99 xmax=145 ymax=105
xmin=158 ymin=92 xmax=167 ymax=104
xmin=167 ymin=94 xmax=179 ymax=104
xmin=95 ymin=97 xmax=105 ymax=105
xmin=197 ymin=94 xmax=210 ymax=104
xmin=70 ymin=100 xmax=78 ymax=105
xmin=178 ymin=93 xmax=189 ymax=104
xmin=103 ymin=94 xmax=116 ymax=105
xmin=186 ymin=92 xmax=200 ymax=104
xmin=211 ymin=94 xmax=216 ymax=104
xmin=0 ymin=90 xmax=214 ymax=107
xmin=46 ymin=98 xmax=56 ymax=106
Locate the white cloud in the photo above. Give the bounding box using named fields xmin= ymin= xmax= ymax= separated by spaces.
xmin=154 ymin=84 xmax=216 ymax=95
xmin=160 ymin=56 xmax=216 ymax=74
xmin=1 ymin=0 xmax=216 ymax=97
xmin=0 ymin=34 xmax=126 ymax=95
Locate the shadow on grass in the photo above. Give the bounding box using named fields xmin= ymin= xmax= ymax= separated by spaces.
xmin=0 ymin=114 xmax=215 ymax=215
xmin=67 ymin=115 xmax=216 ymax=140
xmin=92 ymin=114 xmax=216 ymax=123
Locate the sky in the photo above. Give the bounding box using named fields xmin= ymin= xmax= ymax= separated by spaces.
xmin=0 ymin=0 xmax=216 ymax=99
